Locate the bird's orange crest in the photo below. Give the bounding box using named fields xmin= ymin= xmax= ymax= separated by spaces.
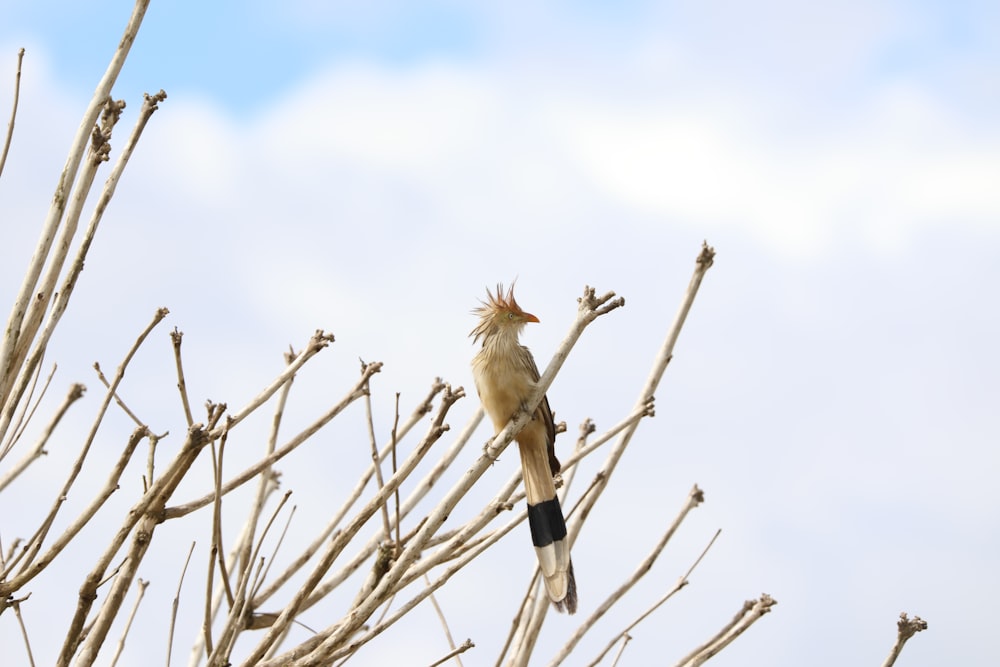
xmin=470 ymin=282 xmax=532 ymax=343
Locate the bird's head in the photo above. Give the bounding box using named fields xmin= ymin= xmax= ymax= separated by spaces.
xmin=470 ymin=283 xmax=539 ymax=345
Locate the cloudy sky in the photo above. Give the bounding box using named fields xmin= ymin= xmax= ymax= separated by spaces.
xmin=1 ymin=1 xmax=998 ymax=665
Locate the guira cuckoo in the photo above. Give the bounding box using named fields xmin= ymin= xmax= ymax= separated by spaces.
xmin=471 ymin=284 xmax=578 ymax=614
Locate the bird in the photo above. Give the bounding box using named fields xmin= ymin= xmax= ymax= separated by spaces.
xmin=470 ymin=283 xmax=577 ymax=614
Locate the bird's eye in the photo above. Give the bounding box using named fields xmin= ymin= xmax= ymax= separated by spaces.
xmin=507 ymin=312 xmax=514 ymax=319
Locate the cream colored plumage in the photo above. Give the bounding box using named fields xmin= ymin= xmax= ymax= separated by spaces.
xmin=471 ymin=284 xmax=577 ymax=614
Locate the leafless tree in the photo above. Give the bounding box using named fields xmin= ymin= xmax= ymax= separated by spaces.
xmin=0 ymin=2 xmax=929 ymax=666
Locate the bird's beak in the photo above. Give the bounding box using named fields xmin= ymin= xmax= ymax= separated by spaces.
xmin=523 ymin=312 xmax=540 ymax=323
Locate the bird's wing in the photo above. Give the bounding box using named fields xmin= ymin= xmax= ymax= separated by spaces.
xmin=522 ymin=345 xmax=560 ymax=476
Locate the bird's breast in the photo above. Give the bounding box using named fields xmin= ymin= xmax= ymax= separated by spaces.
xmin=472 ymin=350 xmax=535 ymax=433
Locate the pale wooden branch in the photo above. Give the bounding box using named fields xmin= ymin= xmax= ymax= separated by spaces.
xmin=0 ymin=381 xmax=84 ymax=492
xmin=171 ymin=328 xmax=195 ymax=427
xmin=210 ymin=430 xmax=236 ymax=609
xmin=585 ymin=528 xmax=720 ymax=667
xmin=0 ymin=308 xmax=167 ymax=587
xmin=674 ymin=594 xmax=777 ymax=667
xmin=207 ymin=330 xmax=334 ymax=439
xmin=880 ymin=612 xmax=928 ymax=667
xmin=609 ymin=634 xmax=630 ymax=667
xmin=0 ymin=0 xmax=150 ymax=422
xmin=2 ymin=89 xmax=161 ymax=444
xmin=260 ymin=507 xmax=516 ymax=667
xmin=10 ymin=592 xmax=35 ymax=667
xmin=208 ymin=491 xmax=292 ymax=667
xmin=57 ymin=423 xmax=210 ymax=666
xmin=108 ymin=578 xmax=149 ymax=667
xmin=164 ymin=352 xmax=370 ymax=522
xmin=566 ymin=243 xmax=713 ymax=547
xmin=167 ymin=542 xmax=197 ymax=667
xmin=426 ymin=639 xmax=475 ymax=667
xmin=246 ymin=379 xmax=448 ymax=615
xmin=0 ymin=424 xmax=148 ymax=592
xmin=240 ymin=385 xmax=464 ymax=664
xmin=550 ymin=485 xmax=705 ymax=666
xmin=361 ymin=362 xmax=393 ymax=542
xmin=0 ymin=47 xmax=25 ymax=180
xmin=424 ymin=572 xmax=465 ymax=667
xmin=0 ymin=355 xmax=52 ymax=462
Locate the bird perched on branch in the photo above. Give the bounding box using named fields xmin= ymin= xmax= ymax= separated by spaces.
xmin=471 ymin=284 xmax=577 ymax=614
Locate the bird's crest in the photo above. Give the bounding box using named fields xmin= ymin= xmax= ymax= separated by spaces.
xmin=470 ymin=282 xmax=530 ymax=344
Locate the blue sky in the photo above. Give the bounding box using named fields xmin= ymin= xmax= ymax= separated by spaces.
xmin=0 ymin=2 xmax=998 ymax=666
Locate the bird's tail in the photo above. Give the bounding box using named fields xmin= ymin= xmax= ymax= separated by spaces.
xmin=527 ymin=496 xmax=578 ymax=614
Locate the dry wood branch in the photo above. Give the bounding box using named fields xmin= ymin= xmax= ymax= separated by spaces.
xmin=208 ymin=330 xmax=334 ymax=439
xmin=674 ymin=594 xmax=776 ymax=667
xmin=427 ymin=639 xmax=475 ymax=667
xmin=56 ymin=423 xmax=210 ymax=666
xmin=108 ymin=578 xmax=149 ymax=667
xmin=247 ymin=379 xmax=448 ymax=614
xmin=167 ymin=543 xmax=197 ymax=667
xmin=880 ymin=612 xmax=928 ymax=667
xmin=567 ymin=244 xmax=713 ymax=543
xmin=0 ymin=0 xmax=149 ymax=420
xmin=1 ymin=354 xmax=53 ymax=462
xmin=585 ymin=528 xmax=720 ymax=667
xmin=0 ymin=308 xmax=167 ymax=589
xmin=207 ymin=491 xmax=292 ymax=667
xmin=241 ymin=385 xmax=464 ymax=664
xmin=10 ymin=592 xmax=35 ymax=667
xmin=0 ymin=381 xmax=84 ymax=492
xmin=0 ymin=47 xmax=25 ymax=180
xmin=164 ymin=350 xmax=367 ymax=521
xmin=424 ymin=572 xmax=465 ymax=667
xmin=549 ymin=485 xmax=705 ymax=666
xmin=261 ymin=508 xmax=514 ymax=667
xmin=2 ymin=86 xmax=160 ymax=445
xmin=171 ymin=328 xmax=195 ymax=427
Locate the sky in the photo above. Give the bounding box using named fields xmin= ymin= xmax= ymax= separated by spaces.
xmin=0 ymin=1 xmax=998 ymax=665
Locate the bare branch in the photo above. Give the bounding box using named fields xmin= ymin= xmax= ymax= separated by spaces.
xmin=167 ymin=542 xmax=197 ymax=667
xmin=585 ymin=528 xmax=721 ymax=667
xmin=0 ymin=47 xmax=25 ymax=180
xmin=0 ymin=381 xmax=84 ymax=492
xmin=550 ymin=485 xmax=705 ymax=665
xmin=426 ymin=639 xmax=475 ymax=667
xmin=880 ymin=612 xmax=928 ymax=667
xmin=674 ymin=594 xmax=777 ymax=667
xmin=108 ymin=578 xmax=149 ymax=667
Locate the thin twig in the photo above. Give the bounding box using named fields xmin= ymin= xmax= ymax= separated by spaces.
xmin=551 ymin=485 xmax=705 ymax=666
xmin=427 ymin=640 xmax=475 ymax=667
xmin=164 ymin=354 xmax=372 ymax=522
xmin=361 ymin=360 xmax=393 ymax=542
xmin=171 ymin=328 xmax=194 ymax=427
xmin=585 ymin=528 xmax=721 ymax=667
xmin=0 ymin=381 xmax=84 ymax=492
xmin=11 ymin=593 xmax=35 ymax=667
xmin=167 ymin=542 xmax=196 ymax=667
xmin=109 ymin=578 xmax=149 ymax=667
xmin=0 ymin=47 xmax=25 ymax=180
xmin=673 ymin=594 xmax=777 ymax=667
xmin=210 ymin=428 xmax=235 ymax=607
xmin=424 ymin=573 xmax=464 ymax=667
xmin=880 ymin=612 xmax=928 ymax=667
xmin=609 ymin=634 xmax=630 ymax=667
xmin=0 ymin=308 xmax=167 ymax=587
xmin=0 ymin=0 xmax=150 ymax=426
xmin=243 ymin=385 xmax=466 ymax=664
